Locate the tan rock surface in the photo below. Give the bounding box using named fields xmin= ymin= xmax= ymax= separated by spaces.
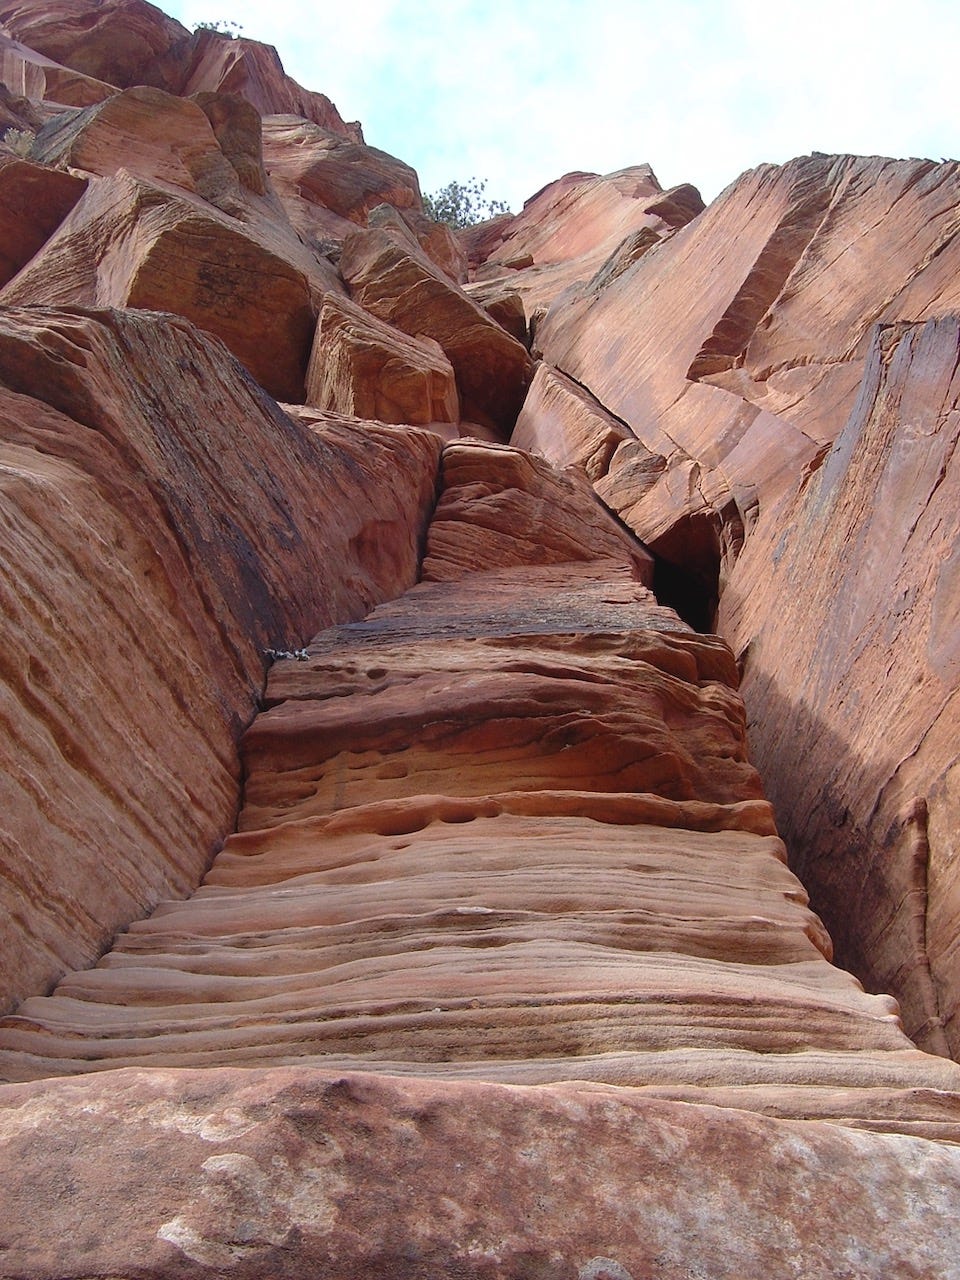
xmin=720 ymin=315 xmax=960 ymax=1057
xmin=191 ymin=91 xmax=266 ymax=194
xmin=262 ymin=114 xmax=420 ymax=227
xmin=0 ymin=151 xmax=84 ymax=284
xmin=0 ymin=169 xmax=341 ymax=400
xmin=5 ymin=1068 xmax=960 ymax=1279
xmin=512 ymin=362 xmax=631 ymax=480
xmin=340 ymin=225 xmax=533 ymax=433
xmin=462 ymin=166 xmax=704 ymax=319
xmin=0 ymin=304 xmax=441 ymax=1015
xmin=421 ymin=440 xmax=653 ymax=582
xmin=537 ymin=154 xmax=960 ymax=556
xmin=307 ymin=291 xmax=459 ymax=425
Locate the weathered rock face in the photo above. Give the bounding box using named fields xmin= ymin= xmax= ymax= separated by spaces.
xmin=0 ymin=169 xmax=337 ymax=400
xmin=4 ymin=2 xmax=960 ymax=1274
xmin=0 ymin=0 xmax=189 ymax=88
xmin=262 ymin=115 xmax=420 ymax=228
xmin=421 ymin=439 xmax=654 ymax=582
xmin=721 ymin=316 xmax=960 ymax=1057
xmin=147 ymin=28 xmax=362 ymax=142
xmin=0 ymin=151 xmax=84 ymax=284
xmin=461 ymin=165 xmax=705 ymax=319
xmin=504 ymin=151 xmax=960 ymax=1054
xmin=307 ymin=291 xmax=460 ymax=425
xmin=0 ymin=304 xmax=441 ymax=1016
xmin=0 ymin=28 xmax=117 ymax=105
xmin=30 ymin=85 xmax=242 ymax=204
xmin=4 ymin=1068 xmax=960 ymax=1280
xmin=341 ymin=225 xmax=533 ymax=433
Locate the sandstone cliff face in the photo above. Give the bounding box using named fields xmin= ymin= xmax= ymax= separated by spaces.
xmin=507 ymin=150 xmax=960 ymax=1055
xmin=3 ymin=3 xmax=960 ymax=1276
xmin=0 ymin=305 xmax=441 ymax=1015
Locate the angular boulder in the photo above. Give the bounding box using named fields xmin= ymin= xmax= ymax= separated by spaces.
xmin=341 ymin=226 xmax=533 ymax=433
xmin=0 ymin=152 xmax=85 ymax=285
xmin=422 ymin=439 xmax=653 ymax=582
xmin=0 ymin=170 xmax=332 ymax=400
xmin=306 ymin=291 xmax=459 ymax=425
xmin=30 ymin=85 xmax=242 ymax=206
xmin=0 ymin=0 xmax=189 ymax=87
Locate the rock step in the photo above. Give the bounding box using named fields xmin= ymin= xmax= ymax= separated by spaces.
xmin=3 ymin=560 xmax=960 ymax=1139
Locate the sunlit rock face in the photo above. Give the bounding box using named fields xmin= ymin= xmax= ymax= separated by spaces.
xmin=503 ymin=150 xmax=960 ymax=1055
xmin=4 ymin=2 xmax=960 ymax=1275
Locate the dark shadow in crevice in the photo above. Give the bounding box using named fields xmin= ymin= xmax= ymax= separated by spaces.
xmin=650 ymin=512 xmax=723 ymax=632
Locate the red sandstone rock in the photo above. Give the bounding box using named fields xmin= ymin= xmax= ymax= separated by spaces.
xmin=422 ymin=439 xmax=653 ymax=581
xmin=0 ymin=170 xmax=340 ymax=400
xmin=262 ymin=114 xmax=420 ymax=228
xmin=306 ymin=291 xmax=459 ymax=425
xmin=0 ymin=28 xmax=116 ymax=105
xmin=0 ymin=152 xmax=85 ymax=284
xmin=4 ymin=1068 xmax=960 ymax=1279
xmin=341 ymin=225 xmax=533 ymax=433
xmin=512 ymin=362 xmax=630 ymax=480
xmin=461 ymin=166 xmax=705 ymax=319
xmin=30 ymin=85 xmax=242 ymax=206
xmin=191 ymin=91 xmax=266 ymax=195
xmin=720 ymin=316 xmax=960 ymax=1058
xmin=0 ymin=0 xmax=188 ymax=87
xmin=148 ymin=28 xmax=362 ymax=142
xmin=0 ymin=305 xmax=441 ymax=1015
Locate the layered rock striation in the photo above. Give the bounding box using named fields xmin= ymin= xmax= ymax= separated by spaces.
xmin=4 ymin=3 xmax=960 ymax=1276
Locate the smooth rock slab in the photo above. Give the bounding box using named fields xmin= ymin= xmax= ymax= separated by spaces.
xmin=3 ymin=1067 xmax=960 ymax=1279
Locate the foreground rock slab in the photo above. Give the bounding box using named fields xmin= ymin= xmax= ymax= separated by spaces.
xmin=3 ymin=1066 xmax=960 ymax=1280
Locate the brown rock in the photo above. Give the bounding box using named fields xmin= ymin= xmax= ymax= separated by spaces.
xmin=341 ymin=225 xmax=533 ymax=433
xmin=422 ymin=439 xmax=653 ymax=581
xmin=0 ymin=170 xmax=333 ymax=400
xmin=721 ymin=315 xmax=960 ymax=1058
xmin=191 ymin=91 xmax=266 ymax=194
xmin=4 ymin=1069 xmax=960 ymax=1279
xmin=0 ymin=151 xmax=85 ymax=284
xmin=0 ymin=28 xmax=117 ymax=106
xmin=306 ymin=291 xmax=459 ymax=425
xmin=512 ymin=362 xmax=631 ymax=480
xmin=30 ymin=85 xmax=242 ymax=206
xmin=0 ymin=0 xmax=189 ymax=88
xmin=149 ymin=28 xmax=362 ymax=142
xmin=462 ymin=166 xmax=705 ymax=318
xmin=397 ymin=205 xmax=468 ymax=283
xmin=538 ymin=154 xmax=960 ymax=555
xmin=262 ymin=115 xmax=421 ymax=226
xmin=0 ymin=304 xmax=441 ymax=1016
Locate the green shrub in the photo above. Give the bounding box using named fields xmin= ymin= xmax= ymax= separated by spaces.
xmin=422 ymin=178 xmax=510 ymax=229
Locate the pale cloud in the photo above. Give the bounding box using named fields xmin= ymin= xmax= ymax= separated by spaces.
xmin=163 ymin=0 xmax=960 ymax=209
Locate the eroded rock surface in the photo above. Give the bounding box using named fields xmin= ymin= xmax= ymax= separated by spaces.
xmin=4 ymin=1068 xmax=960 ymax=1280
xmin=0 ymin=305 xmax=441 ymax=1015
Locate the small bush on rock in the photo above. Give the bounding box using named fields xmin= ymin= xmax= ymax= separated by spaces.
xmin=423 ymin=178 xmax=510 ymax=229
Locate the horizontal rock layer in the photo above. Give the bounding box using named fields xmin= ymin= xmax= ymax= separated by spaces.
xmin=4 ymin=539 xmax=959 ymax=1143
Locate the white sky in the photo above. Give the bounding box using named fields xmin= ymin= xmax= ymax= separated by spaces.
xmin=161 ymin=0 xmax=960 ymax=211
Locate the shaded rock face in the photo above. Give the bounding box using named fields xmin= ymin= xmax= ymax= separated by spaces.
xmin=0 ymin=305 xmax=441 ymax=1015
xmin=341 ymin=225 xmax=533 ymax=434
